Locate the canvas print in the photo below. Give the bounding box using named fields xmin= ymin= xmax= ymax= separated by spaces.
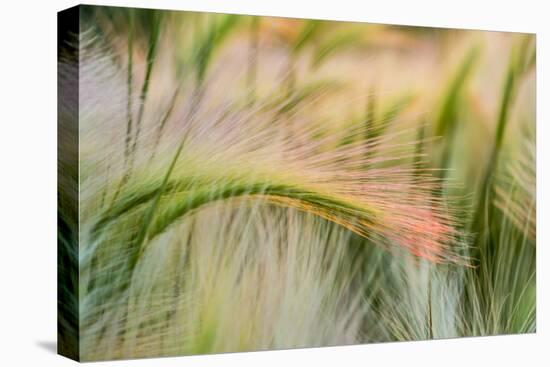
xmin=58 ymin=5 xmax=536 ymax=362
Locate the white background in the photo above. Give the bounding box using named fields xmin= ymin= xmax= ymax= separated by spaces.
xmin=0 ymin=0 xmax=548 ymax=365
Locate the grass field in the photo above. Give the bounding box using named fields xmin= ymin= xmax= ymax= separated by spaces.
xmin=58 ymin=6 xmax=536 ymax=361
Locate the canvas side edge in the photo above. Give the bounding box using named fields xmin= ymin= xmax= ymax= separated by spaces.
xmin=57 ymin=5 xmax=80 ymax=362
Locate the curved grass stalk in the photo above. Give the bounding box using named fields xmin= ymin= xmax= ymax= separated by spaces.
xmin=94 ymin=178 xmax=379 ymax=241
xmin=90 ymin=152 xmax=460 ymax=276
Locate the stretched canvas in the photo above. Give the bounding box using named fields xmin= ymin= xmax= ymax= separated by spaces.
xmin=58 ymin=4 xmax=536 ymax=362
